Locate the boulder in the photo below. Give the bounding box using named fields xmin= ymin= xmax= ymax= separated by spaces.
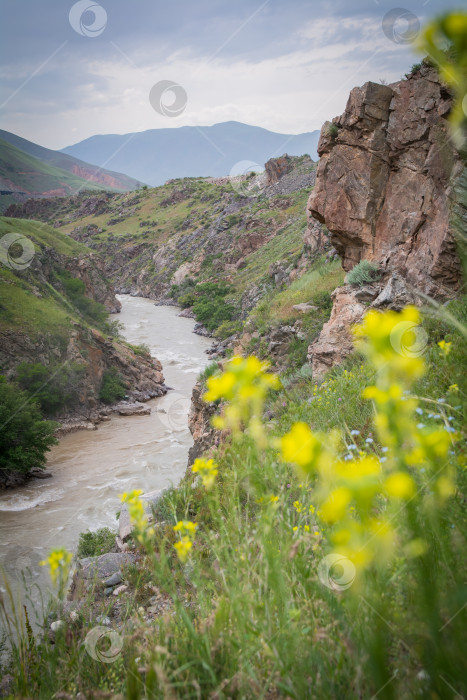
xmin=113 ymin=402 xmax=151 ymax=416
xmin=76 ymin=552 xmax=136 ymax=580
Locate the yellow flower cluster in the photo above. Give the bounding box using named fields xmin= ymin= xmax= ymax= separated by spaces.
xmin=173 ymin=521 xmax=197 ymax=563
xmin=120 ymin=490 xmax=155 ymax=546
xmin=40 ymin=547 xmax=73 ymax=588
xmin=279 ymin=306 xmax=458 ymax=575
xmin=192 ymin=458 xmax=218 ymax=490
xmin=204 ymin=355 xmax=280 ymax=446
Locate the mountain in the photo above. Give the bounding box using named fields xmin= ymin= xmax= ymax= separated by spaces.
xmin=61 ymin=121 xmax=320 ymax=186
xmin=0 ymin=129 xmax=142 ymax=193
xmin=0 ymin=138 xmax=113 ymax=212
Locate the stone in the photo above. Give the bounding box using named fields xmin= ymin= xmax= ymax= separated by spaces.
xmin=308 ymin=67 xmax=462 ymax=297
xmin=104 ymin=586 xmax=114 ymax=596
xmin=113 ymin=402 xmax=151 ymax=416
xmin=306 ymin=65 xmax=463 ymax=375
xmin=50 ymin=620 xmax=65 ymax=633
xmin=97 ymin=615 xmax=111 ymax=626
xmin=102 ymin=572 xmax=123 ymax=587
xmin=308 ymin=287 xmax=365 ymax=378
xmin=77 ymin=552 xmax=136 ymax=580
xmin=113 ymin=584 xmax=128 ymax=596
xmin=292 ymin=303 xmax=318 ymax=314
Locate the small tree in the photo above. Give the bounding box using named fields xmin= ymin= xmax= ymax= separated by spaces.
xmin=0 ymin=376 xmax=58 ymax=475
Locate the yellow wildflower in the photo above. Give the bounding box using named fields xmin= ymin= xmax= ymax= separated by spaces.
xmin=438 ymin=340 xmax=452 ymax=356
xmin=174 ymin=537 xmax=192 ymax=563
xmin=40 ymin=547 xmax=73 ymax=588
xmin=192 ymin=458 xmax=218 ymax=490
xmin=384 ymin=472 xmax=416 ymax=499
xmin=281 ymin=422 xmax=319 ymax=469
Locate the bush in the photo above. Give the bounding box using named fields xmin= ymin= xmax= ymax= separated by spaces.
xmin=215 ymin=320 xmax=244 ymax=340
xmin=347 ymin=259 xmax=382 ymax=286
xmin=0 ymin=376 xmax=57 ymax=474
xmin=99 ymin=368 xmax=126 ymax=404
xmin=16 ymin=361 xmax=85 ymax=416
xmin=59 ymin=271 xmax=108 ymax=325
xmin=77 ymin=528 xmax=116 ymax=557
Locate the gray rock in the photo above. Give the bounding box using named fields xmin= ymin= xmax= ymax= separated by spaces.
xmin=50 ymin=620 xmax=65 ymax=633
xmin=104 ymin=586 xmax=114 ymax=596
xmin=292 ymin=303 xmax=318 ymax=314
xmin=97 ymin=615 xmax=111 ymax=626
xmin=77 ymin=552 xmax=136 ymax=580
xmin=372 ymin=274 xmax=416 ymax=310
xmin=113 ymin=402 xmax=151 ymax=416
xmin=102 ymin=571 xmax=122 ymax=587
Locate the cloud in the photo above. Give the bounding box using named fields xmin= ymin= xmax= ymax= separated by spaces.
xmin=0 ymin=0 xmax=455 ymax=149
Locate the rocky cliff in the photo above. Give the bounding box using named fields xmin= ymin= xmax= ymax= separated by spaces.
xmin=307 ymin=64 xmax=465 ymax=376
xmin=0 ymin=218 xmax=166 ymax=429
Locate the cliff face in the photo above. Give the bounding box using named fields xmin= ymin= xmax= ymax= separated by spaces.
xmin=307 ymin=65 xmax=465 ymax=376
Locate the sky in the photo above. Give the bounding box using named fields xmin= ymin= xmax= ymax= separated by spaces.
xmin=0 ymin=0 xmax=456 ymax=150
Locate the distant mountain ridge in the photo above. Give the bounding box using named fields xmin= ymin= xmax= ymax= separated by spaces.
xmin=61 ymin=121 xmax=320 ymax=186
xmin=0 ymin=129 xmax=142 ymax=191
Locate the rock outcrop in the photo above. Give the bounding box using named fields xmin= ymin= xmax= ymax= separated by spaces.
xmin=187 ymin=381 xmax=219 ymax=466
xmin=307 ymin=64 xmax=465 ymax=376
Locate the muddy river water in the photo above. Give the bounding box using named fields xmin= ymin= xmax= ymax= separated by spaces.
xmin=0 ymin=296 xmax=211 ymax=614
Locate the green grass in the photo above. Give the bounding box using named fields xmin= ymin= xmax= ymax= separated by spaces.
xmin=2 ymin=299 xmax=466 ymax=699
xmin=0 ymin=138 xmax=105 ymax=212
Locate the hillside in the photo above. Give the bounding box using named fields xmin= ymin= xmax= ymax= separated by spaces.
xmin=61 ymin=121 xmax=320 ymax=186
xmin=0 ymin=139 xmax=115 ymax=213
xmin=0 ymin=217 xmax=166 ymax=484
xmin=7 ymin=154 xmax=342 ymax=372
xmin=0 ymin=129 xmax=142 ymax=192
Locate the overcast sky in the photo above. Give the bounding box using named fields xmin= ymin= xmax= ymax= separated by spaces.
xmin=0 ymin=0 xmax=455 ymax=150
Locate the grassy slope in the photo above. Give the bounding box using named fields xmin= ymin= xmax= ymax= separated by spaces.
xmin=0 ymin=217 xmax=94 ymax=340
xmin=6 ymin=299 xmax=465 ymax=700
xmin=0 ymin=138 xmax=108 ymax=209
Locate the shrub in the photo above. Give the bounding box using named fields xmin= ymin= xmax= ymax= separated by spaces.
xmin=59 ymin=271 xmax=108 ymax=325
xmin=214 ymin=320 xmax=243 ymax=340
xmin=347 ymin=259 xmax=382 ymax=286
xmin=16 ymin=361 xmax=85 ymax=416
xmin=0 ymin=376 xmax=57 ymax=474
xmin=77 ymin=528 xmax=116 ymax=557
xmin=99 ymin=368 xmax=126 ymax=404
xmin=327 ymin=122 xmax=339 ymax=137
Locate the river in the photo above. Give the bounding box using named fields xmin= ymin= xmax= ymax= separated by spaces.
xmin=0 ymin=296 xmax=211 ymax=617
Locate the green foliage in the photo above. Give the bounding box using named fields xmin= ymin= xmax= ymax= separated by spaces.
xmin=102 ymin=318 xmax=124 ymax=339
xmin=59 ymin=270 xmax=108 ymax=325
xmin=16 ymin=361 xmax=85 ymax=416
xmin=347 ymin=259 xmax=382 ymax=286
xmin=198 ymin=362 xmax=221 ymax=385
xmin=214 ymin=319 xmax=243 ymax=340
xmin=0 ymin=376 xmax=57 ymax=474
xmin=327 ymin=122 xmax=339 ymax=137
xmin=77 ymin=528 xmax=116 ymax=557
xmin=99 ymin=368 xmax=126 ymax=404
xmin=177 ymin=281 xmax=238 ymax=331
